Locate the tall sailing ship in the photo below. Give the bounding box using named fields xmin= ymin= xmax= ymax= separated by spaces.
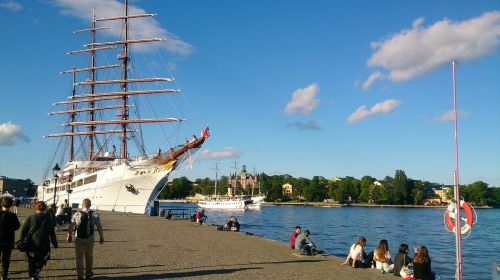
xmin=38 ymin=0 xmax=208 ymax=215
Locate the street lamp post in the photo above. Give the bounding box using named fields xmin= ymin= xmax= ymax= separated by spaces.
xmin=67 ymin=189 xmax=73 ymax=207
xmin=52 ymin=163 xmax=61 ymax=206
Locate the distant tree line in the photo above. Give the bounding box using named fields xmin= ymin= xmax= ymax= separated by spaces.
xmin=157 ymin=170 xmax=500 ymax=207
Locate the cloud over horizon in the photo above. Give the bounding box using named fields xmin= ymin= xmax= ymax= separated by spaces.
xmin=200 ymin=147 xmax=241 ymax=160
xmin=286 ymin=120 xmax=321 ymax=131
xmin=347 ymin=99 xmax=401 ymax=124
xmin=433 ymin=109 xmax=470 ymax=122
xmin=0 ymin=0 xmax=22 ymax=11
xmin=52 ymin=0 xmax=193 ymax=55
xmin=0 ymin=122 xmax=30 ymax=146
xmin=284 ymin=83 xmax=320 ymax=115
xmin=364 ymin=11 xmax=500 ymax=89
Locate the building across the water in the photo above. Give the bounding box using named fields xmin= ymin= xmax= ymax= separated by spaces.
xmin=282 ymin=183 xmax=293 ymax=196
xmin=0 ymin=176 xmax=37 ymax=197
xmin=228 ymin=165 xmax=258 ymax=190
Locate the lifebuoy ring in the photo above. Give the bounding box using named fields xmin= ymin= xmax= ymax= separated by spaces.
xmin=444 ymin=200 xmax=474 ymax=235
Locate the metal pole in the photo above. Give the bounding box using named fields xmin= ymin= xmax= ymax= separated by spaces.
xmin=452 ymin=61 xmax=463 ymax=280
xmin=53 ymin=177 xmax=58 ymax=206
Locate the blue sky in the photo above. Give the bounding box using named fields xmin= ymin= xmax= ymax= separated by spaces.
xmin=0 ymin=0 xmax=499 ymax=187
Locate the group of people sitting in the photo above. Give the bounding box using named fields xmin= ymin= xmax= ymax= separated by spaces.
xmin=289 ymin=226 xmax=319 ymax=255
xmin=222 ymin=216 xmax=240 ymax=231
xmin=191 ymin=210 xmax=207 ymax=224
xmin=289 ymin=228 xmax=433 ymax=279
xmin=341 ymin=236 xmax=434 ymax=280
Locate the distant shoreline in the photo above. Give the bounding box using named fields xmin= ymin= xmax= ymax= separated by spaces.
xmin=263 ymin=202 xmax=494 ymax=209
xmin=158 ymin=199 xmax=494 ymax=209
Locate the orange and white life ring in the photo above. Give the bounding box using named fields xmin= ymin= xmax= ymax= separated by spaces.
xmin=444 ymin=200 xmax=474 ymax=235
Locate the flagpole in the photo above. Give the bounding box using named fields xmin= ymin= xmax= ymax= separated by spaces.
xmin=452 ymin=60 xmax=463 ymax=280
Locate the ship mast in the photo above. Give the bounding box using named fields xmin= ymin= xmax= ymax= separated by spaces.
xmin=69 ymin=66 xmax=76 ymax=161
xmin=89 ymin=9 xmax=97 ymax=160
xmin=50 ymin=0 xmax=185 ymax=162
xmin=120 ymin=0 xmax=129 ymax=159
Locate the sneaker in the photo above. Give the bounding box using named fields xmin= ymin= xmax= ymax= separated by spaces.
xmin=86 ymin=272 xmax=94 ymax=279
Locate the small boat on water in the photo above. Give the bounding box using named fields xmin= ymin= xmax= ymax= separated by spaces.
xmin=197 ymin=195 xmax=253 ymax=210
xmin=197 ymin=164 xmax=253 ymax=209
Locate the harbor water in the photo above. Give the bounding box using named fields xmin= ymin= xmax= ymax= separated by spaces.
xmin=160 ymin=203 xmax=499 ymax=280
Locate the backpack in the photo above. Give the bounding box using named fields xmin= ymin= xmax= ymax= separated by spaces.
xmin=76 ymin=211 xmax=93 ymax=238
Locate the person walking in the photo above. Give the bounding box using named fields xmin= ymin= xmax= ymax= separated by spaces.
xmin=0 ymin=197 xmax=21 ymax=280
xmin=67 ymin=199 xmax=104 ymax=280
xmin=19 ymin=201 xmax=58 ymax=280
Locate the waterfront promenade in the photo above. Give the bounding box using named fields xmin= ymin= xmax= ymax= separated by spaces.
xmin=9 ymin=208 xmax=398 ymax=279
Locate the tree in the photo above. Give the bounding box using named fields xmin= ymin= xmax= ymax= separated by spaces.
xmin=488 ymin=187 xmax=500 ymax=207
xmin=158 ymin=177 xmax=193 ymax=199
xmin=412 ymin=188 xmax=424 ymax=205
xmin=303 ymin=176 xmax=326 ymax=202
xmin=467 ymin=181 xmax=488 ymax=206
xmin=392 ymin=170 xmax=408 ymax=204
xmin=332 ymin=177 xmax=360 ymax=203
xmin=170 ymin=177 xmax=192 ymax=199
xmin=359 ymin=176 xmax=375 ymax=203
xmin=369 ymin=183 xmax=385 ymax=204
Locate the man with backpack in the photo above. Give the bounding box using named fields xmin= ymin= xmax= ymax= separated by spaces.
xmin=67 ymin=199 xmax=104 ymax=280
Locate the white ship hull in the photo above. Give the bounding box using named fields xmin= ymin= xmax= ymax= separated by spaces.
xmin=39 ymin=158 xmax=175 ymax=214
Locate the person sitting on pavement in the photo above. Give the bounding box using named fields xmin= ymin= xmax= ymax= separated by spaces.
xmin=373 ymin=239 xmax=394 ymax=273
xmin=413 ymin=245 xmax=434 ymax=280
xmin=393 ymin=243 xmax=413 ymax=277
xmin=195 ymin=210 xmax=207 ymax=224
xmin=223 ymin=216 xmax=240 ymax=231
xmin=165 ymin=210 xmax=173 ymax=220
xmin=341 ymin=236 xmax=371 ymax=268
xmin=294 ymin=229 xmax=317 ymax=255
xmin=289 ymin=226 xmax=301 ymax=249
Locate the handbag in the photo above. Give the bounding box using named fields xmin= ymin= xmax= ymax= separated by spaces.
xmin=399 ymin=254 xmax=414 ymax=278
xmin=16 ymin=216 xmax=41 ymax=252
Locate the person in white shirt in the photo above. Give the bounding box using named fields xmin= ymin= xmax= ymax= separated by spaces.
xmin=341 ymin=236 xmax=368 ymax=268
xmin=373 ymin=239 xmax=394 ymax=272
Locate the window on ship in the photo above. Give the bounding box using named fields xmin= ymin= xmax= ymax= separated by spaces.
xmin=84 ymin=175 xmax=97 ymax=185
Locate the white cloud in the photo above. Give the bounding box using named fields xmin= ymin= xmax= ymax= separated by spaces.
xmin=347 ymin=99 xmax=401 ymax=124
xmin=286 ymin=120 xmax=321 ymax=131
xmin=284 ymin=83 xmax=320 ymax=115
xmin=362 ymin=71 xmax=384 ymax=91
xmin=200 ymin=147 xmax=240 ymax=160
xmin=0 ymin=122 xmax=30 ymax=146
xmin=0 ymin=0 xmax=22 ymax=11
xmin=53 ymin=0 xmax=193 ymax=55
xmin=367 ymin=11 xmax=500 ymax=82
xmin=433 ymin=109 xmax=470 ymax=122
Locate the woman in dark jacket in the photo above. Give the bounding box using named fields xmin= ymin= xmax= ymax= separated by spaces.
xmin=413 ymin=246 xmax=433 ymax=280
xmin=20 ymin=201 xmax=58 ymax=280
xmin=0 ymin=197 xmax=21 ymax=280
xmin=393 ymin=243 xmax=413 ymax=277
